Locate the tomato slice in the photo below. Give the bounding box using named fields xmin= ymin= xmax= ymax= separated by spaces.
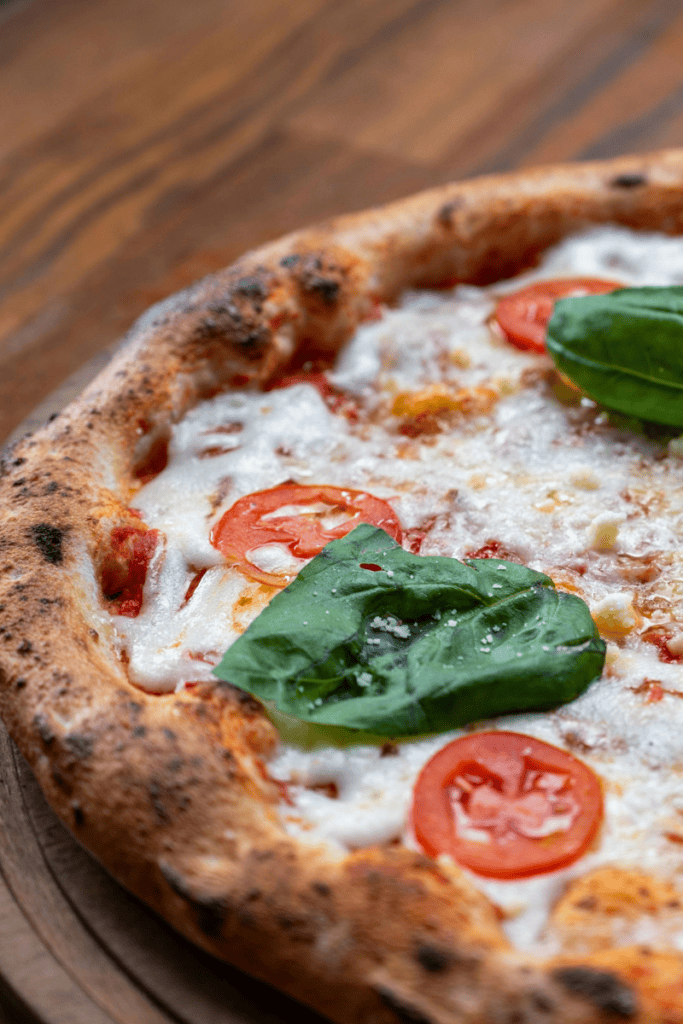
xmin=494 ymin=278 xmax=622 ymax=354
xmin=211 ymin=483 xmax=403 ymax=587
xmin=410 ymin=732 xmax=602 ymax=879
xmin=101 ymin=523 xmax=159 ymax=617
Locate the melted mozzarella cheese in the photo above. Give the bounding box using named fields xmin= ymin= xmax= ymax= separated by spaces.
xmin=115 ymin=227 xmax=683 ymax=952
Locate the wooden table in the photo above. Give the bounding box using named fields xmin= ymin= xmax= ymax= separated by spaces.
xmin=1 ymin=0 xmax=683 ymax=1020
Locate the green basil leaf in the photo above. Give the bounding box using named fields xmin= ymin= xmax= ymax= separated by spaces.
xmin=213 ymin=524 xmax=605 ymax=737
xmin=547 ymin=286 xmax=683 ymax=426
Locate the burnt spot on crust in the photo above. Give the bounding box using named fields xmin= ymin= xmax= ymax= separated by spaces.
xmin=195 ymin=298 xmax=270 ymax=353
xmin=374 ymin=986 xmax=434 ymax=1024
xmin=436 ymin=198 xmax=464 ymax=228
xmin=610 ymin=173 xmax=646 ymax=189
xmin=72 ymin=802 xmax=85 ymax=828
xmin=234 ymin=276 xmax=267 ymax=300
xmin=30 ymin=523 xmax=64 ymax=564
xmin=34 ymin=712 xmax=55 ymax=746
xmin=292 ymin=253 xmax=344 ymax=309
xmin=551 ymin=966 xmax=638 ymax=1018
xmin=16 ymin=640 xmax=32 ymax=655
xmin=160 ymin=860 xmax=228 ymax=938
xmin=149 ymin=779 xmax=173 ymax=822
xmin=280 ymin=253 xmax=300 ymax=268
xmin=64 ymin=733 xmax=94 ymax=760
xmin=527 ymin=990 xmax=556 ymax=1014
xmin=414 ymin=943 xmax=452 ymax=974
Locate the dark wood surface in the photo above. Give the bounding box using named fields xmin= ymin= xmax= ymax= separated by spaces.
xmin=2 ymin=0 xmax=683 ymax=1020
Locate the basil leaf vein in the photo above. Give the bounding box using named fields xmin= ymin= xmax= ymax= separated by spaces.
xmin=213 ymin=524 xmax=605 ymax=737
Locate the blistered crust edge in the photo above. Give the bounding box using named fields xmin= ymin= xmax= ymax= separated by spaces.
xmin=1 ymin=151 xmax=683 ymax=1022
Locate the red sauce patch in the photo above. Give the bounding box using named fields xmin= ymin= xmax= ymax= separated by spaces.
xmin=101 ymin=524 xmax=159 ymax=617
xmin=133 ymin=435 xmax=169 ymax=484
xmin=464 ymin=540 xmax=517 ymax=561
xmin=183 ymin=568 xmax=208 ymax=605
xmin=641 ymin=625 xmax=683 ymax=664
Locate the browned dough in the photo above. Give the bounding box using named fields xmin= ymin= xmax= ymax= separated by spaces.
xmin=2 ymin=150 xmax=683 ymax=1023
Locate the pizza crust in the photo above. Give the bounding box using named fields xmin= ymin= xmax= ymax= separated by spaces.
xmin=2 ymin=150 xmax=683 ymax=1022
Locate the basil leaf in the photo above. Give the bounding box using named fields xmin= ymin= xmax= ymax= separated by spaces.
xmin=547 ymin=286 xmax=683 ymax=426
xmin=213 ymin=524 xmax=604 ymax=737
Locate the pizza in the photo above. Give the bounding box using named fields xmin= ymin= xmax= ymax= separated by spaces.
xmin=2 ymin=150 xmax=683 ymax=1024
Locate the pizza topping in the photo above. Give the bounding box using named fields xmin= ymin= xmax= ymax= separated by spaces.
xmin=410 ymin=732 xmax=603 ymax=878
xmin=101 ymin=523 xmax=160 ymax=617
xmin=266 ymin=370 xmax=336 ymax=401
xmin=210 ymin=483 xmax=403 ymax=587
xmin=495 ymin=279 xmax=622 ymax=353
xmin=546 ymin=286 xmax=683 ymax=426
xmin=115 ymin=228 xmax=683 ymax=955
xmin=214 ymin=524 xmax=605 ymax=736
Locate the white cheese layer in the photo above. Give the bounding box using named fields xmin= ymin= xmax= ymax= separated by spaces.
xmin=116 ymin=227 xmax=683 ymax=952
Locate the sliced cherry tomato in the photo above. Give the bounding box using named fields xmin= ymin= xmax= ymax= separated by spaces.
xmin=410 ymin=731 xmax=602 ymax=879
xmin=495 ymin=278 xmax=622 ymax=354
xmin=101 ymin=523 xmax=159 ymax=617
xmin=211 ymin=483 xmax=403 ymax=587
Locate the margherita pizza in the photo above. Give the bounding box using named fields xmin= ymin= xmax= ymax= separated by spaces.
xmin=2 ymin=151 xmax=683 ymax=1024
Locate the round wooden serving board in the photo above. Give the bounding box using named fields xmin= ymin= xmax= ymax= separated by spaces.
xmin=0 ymin=359 xmax=326 ymax=1024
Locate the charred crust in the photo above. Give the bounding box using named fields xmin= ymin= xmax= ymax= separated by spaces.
xmin=374 ymin=986 xmax=434 ymax=1024
xmin=159 ymin=861 xmax=228 ymax=938
xmin=72 ymin=802 xmax=85 ymax=827
xmin=279 ymin=253 xmax=300 ymax=268
xmin=414 ymin=942 xmax=451 ymax=973
xmin=312 ymin=881 xmax=331 ymax=897
xmin=294 ymin=254 xmax=344 ymax=308
xmin=132 ymin=724 xmax=147 ymax=738
xmin=51 ymin=768 xmax=70 ymax=793
xmin=436 ymin=198 xmax=464 ymax=227
xmin=64 ymin=733 xmax=94 ymax=760
xmin=528 ymin=991 xmax=556 ymax=1014
xmin=194 ymin=299 xmax=270 ymax=351
xmin=234 ymin=275 xmax=267 ymax=300
xmin=162 ymin=727 xmax=177 ymax=741
xmin=15 ymin=678 xmax=26 ymax=689
xmin=237 ymin=690 xmax=264 ymax=715
xmin=610 ymin=173 xmax=647 ymax=189
xmin=16 ymin=640 xmax=32 ymax=655
xmin=551 ymin=966 xmax=638 ymax=1018
xmin=30 ymin=523 xmax=64 ymax=564
xmin=148 ymin=779 xmax=170 ymax=822
xmin=34 ymin=713 xmax=55 ymax=746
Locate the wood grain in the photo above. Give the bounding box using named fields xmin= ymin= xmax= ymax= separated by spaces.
xmin=2 ymin=0 xmax=683 ymax=1020
xmin=2 ymin=0 xmax=683 ymax=445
